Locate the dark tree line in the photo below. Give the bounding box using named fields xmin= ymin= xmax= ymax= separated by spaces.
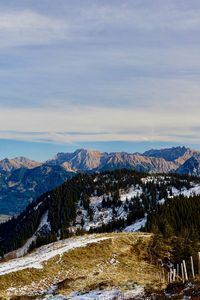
xmin=147 ymin=195 xmax=200 ymax=240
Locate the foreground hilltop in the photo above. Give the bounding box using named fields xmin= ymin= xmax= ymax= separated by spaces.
xmin=0 ymin=232 xmax=199 ymax=299
xmin=0 ymin=232 xmax=165 ymax=299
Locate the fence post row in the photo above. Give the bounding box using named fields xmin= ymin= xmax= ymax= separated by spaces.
xmin=165 ymin=253 xmax=200 ymax=283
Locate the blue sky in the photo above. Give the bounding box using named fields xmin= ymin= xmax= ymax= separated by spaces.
xmin=0 ymin=0 xmax=200 ymax=160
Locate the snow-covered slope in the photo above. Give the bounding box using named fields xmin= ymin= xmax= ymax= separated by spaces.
xmin=169 ymin=185 xmax=200 ymax=198
xmin=71 ymin=185 xmax=143 ymax=233
xmin=70 ymin=177 xmax=200 ymax=234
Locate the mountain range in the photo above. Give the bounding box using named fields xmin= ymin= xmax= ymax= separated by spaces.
xmin=0 ymin=146 xmax=200 ymax=215
xmin=47 ymin=146 xmax=198 ymax=173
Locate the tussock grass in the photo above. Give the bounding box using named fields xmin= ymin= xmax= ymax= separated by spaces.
xmin=0 ymin=233 xmax=168 ymax=299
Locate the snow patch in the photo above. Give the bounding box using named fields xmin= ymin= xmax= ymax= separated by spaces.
xmin=123 ymin=216 xmax=147 ymax=232
xmin=48 ymin=285 xmax=145 ymax=300
xmin=120 ymin=186 xmax=143 ymax=201
xmin=15 ymin=210 xmax=51 ymax=258
xmin=169 ymin=184 xmax=200 ymax=198
xmin=0 ymin=235 xmax=111 ymax=276
xmin=158 ymin=198 xmax=165 ymax=205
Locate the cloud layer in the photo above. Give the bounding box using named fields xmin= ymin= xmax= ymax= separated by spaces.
xmin=0 ymin=0 xmax=200 ymax=146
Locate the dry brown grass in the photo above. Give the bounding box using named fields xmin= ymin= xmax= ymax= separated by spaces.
xmin=0 ymin=232 xmax=168 ymax=299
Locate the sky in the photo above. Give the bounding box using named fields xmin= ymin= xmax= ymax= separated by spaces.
xmin=0 ymin=0 xmax=200 ymax=160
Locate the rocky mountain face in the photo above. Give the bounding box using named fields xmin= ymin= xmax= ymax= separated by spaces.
xmin=46 ymin=146 xmax=200 ymax=174
xmin=0 ymin=157 xmax=41 ymax=173
xmin=143 ymin=146 xmax=198 ymax=165
xmin=176 ymin=153 xmax=200 ymax=176
xmin=47 ymin=148 xmax=179 ymax=173
xmin=143 ymin=146 xmax=194 ymax=161
xmin=47 ymin=149 xmax=103 ymax=172
xmin=101 ymin=152 xmax=177 ymax=173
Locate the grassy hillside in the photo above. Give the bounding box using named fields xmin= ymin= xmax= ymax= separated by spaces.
xmin=0 ymin=232 xmax=167 ymax=299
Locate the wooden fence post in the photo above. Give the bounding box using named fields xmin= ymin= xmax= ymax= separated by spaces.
xmin=173 ymin=269 xmax=176 ymax=282
xmin=177 ymin=264 xmax=179 ymax=279
xmin=183 ymin=260 xmax=188 ymax=281
xmin=190 ymin=256 xmax=195 ymax=279
xmin=169 ymin=268 xmax=173 ymax=283
xmin=181 ymin=263 xmax=185 ymax=283
xmin=169 ymin=269 xmax=171 ymax=283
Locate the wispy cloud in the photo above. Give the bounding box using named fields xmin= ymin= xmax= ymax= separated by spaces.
xmin=0 ymin=10 xmax=68 ymax=47
xmin=80 ymin=2 xmax=197 ymax=32
xmin=0 ymin=1 xmax=200 ymax=48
